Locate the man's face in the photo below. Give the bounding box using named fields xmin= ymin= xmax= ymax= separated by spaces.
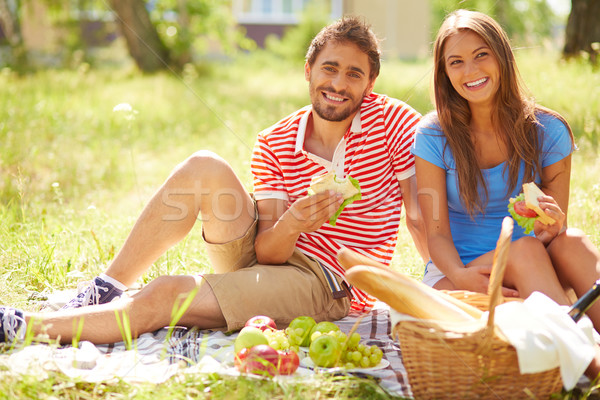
xmin=305 ymin=41 xmax=375 ymax=123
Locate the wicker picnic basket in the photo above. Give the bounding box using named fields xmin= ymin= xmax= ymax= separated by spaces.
xmin=392 ymin=219 xmax=563 ymax=400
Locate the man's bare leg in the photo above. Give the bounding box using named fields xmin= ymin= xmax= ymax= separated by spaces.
xmin=27 ymin=275 xmax=224 ymax=344
xmin=98 ymin=150 xmax=255 ymax=287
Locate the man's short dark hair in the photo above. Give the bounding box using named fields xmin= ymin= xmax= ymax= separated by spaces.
xmin=306 ymin=16 xmax=381 ymax=81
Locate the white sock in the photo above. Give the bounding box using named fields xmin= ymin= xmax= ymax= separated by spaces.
xmin=98 ymin=273 xmax=128 ymax=291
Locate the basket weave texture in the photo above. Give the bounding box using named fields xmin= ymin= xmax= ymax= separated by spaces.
xmin=394 ymin=219 xmax=563 ymax=399
xmin=394 ymin=291 xmax=563 ymax=399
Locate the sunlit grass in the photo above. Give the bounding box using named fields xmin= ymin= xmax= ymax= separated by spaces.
xmin=0 ymin=49 xmax=598 ymax=398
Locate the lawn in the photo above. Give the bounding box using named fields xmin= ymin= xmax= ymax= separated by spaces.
xmin=0 ymin=48 xmax=599 ymax=399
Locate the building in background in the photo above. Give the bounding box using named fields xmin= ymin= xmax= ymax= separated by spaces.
xmin=232 ymin=0 xmax=430 ymax=59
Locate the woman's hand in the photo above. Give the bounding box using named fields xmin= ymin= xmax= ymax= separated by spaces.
xmin=449 ymin=264 xmax=492 ymax=294
xmin=450 ymin=262 xmax=520 ymax=297
xmin=534 ymin=194 xmax=566 ymax=245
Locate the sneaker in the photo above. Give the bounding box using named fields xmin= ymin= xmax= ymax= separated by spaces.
xmin=0 ymin=307 xmax=26 ymax=343
xmin=61 ymin=276 xmax=123 ymax=309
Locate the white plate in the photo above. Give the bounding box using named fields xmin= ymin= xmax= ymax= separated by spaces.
xmin=300 ymin=357 xmax=389 ymax=372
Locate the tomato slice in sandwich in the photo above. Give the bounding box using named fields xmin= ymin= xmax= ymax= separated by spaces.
xmin=513 ymin=200 xmax=537 ymax=218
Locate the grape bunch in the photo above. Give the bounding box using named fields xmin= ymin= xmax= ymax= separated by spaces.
xmin=263 ymin=329 xmax=294 ymax=351
xmin=311 ymin=330 xmax=384 ymax=369
xmin=285 ymin=326 xmax=310 ymax=348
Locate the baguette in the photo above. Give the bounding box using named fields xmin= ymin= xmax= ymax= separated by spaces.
xmin=338 ymin=248 xmax=483 ymax=319
xmin=345 ymin=265 xmax=481 ymax=322
xmin=523 ymin=182 xmax=555 ymax=225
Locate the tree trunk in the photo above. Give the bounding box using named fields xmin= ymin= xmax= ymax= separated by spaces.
xmin=0 ymin=0 xmax=27 ymax=66
xmin=109 ymin=0 xmax=170 ymax=72
xmin=563 ymin=0 xmax=600 ymax=63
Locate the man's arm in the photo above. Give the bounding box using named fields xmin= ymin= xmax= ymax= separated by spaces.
xmin=254 ymin=192 xmax=343 ymax=264
xmin=398 ymin=174 xmax=429 ymax=263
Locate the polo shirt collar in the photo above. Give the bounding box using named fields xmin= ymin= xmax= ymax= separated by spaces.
xmin=294 ymin=107 xmax=362 ymax=155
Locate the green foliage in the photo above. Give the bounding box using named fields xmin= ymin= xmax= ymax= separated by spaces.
xmin=430 ymin=0 xmax=561 ymax=46
xmin=264 ymin=0 xmax=332 ymax=62
xmin=151 ymin=0 xmax=256 ymax=66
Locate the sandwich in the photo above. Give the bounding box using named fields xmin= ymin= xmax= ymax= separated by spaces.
xmin=507 ymin=182 xmax=555 ymax=234
xmin=308 ymin=171 xmax=361 ymax=226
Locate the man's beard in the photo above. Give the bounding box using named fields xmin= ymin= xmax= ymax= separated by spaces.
xmin=310 ymin=84 xmax=365 ymax=122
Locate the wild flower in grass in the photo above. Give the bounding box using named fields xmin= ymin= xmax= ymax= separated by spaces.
xmin=112 ymin=103 xmax=138 ymax=121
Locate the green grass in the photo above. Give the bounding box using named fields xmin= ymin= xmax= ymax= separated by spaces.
xmin=0 ymin=49 xmax=599 ymax=399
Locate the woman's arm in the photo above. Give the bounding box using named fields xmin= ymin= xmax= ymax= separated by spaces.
xmin=536 ymin=154 xmax=572 ymax=245
xmin=415 ymin=157 xmax=483 ymax=290
xmin=398 ymin=175 xmax=429 ymax=263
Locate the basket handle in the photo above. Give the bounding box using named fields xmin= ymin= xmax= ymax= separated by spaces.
xmin=485 ymin=217 xmax=514 ymax=332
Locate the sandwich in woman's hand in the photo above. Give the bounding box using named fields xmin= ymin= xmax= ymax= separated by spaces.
xmin=507 ymin=182 xmax=555 ymax=234
xmin=308 ymin=171 xmax=361 ymax=226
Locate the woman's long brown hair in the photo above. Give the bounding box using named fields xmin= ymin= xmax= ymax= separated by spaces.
xmin=430 ymin=9 xmax=573 ymax=216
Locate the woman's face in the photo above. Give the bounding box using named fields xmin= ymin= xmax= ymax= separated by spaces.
xmin=443 ymin=30 xmax=500 ymax=109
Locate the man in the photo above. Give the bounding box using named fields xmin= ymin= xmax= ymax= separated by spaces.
xmin=0 ymin=17 xmax=427 ymax=345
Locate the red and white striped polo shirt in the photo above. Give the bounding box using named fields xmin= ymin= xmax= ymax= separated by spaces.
xmin=251 ymin=93 xmax=420 ymax=311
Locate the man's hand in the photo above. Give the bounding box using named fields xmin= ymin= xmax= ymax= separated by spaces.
xmin=282 ymin=190 xmax=343 ymax=233
xmin=254 ymin=191 xmax=342 ymax=265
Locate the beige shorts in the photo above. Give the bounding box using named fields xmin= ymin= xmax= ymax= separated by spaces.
xmin=202 ymin=216 xmax=351 ymax=331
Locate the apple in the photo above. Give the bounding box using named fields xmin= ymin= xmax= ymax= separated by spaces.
xmin=286 ymin=316 xmax=317 ymax=347
xmin=245 ymin=315 xmax=277 ymax=332
xmin=234 ymin=347 xmax=249 ymax=373
xmin=277 ymin=350 xmax=300 ymax=375
xmin=309 ymin=321 xmax=340 ymax=342
xmin=245 ymin=344 xmax=280 ymax=377
xmin=234 ymin=326 xmax=269 ymax=354
xmin=309 ymin=334 xmax=342 ymax=368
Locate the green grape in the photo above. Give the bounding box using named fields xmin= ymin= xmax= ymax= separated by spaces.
xmin=362 ymin=346 xmax=371 ymax=357
xmin=344 ymin=351 xmax=353 ymax=362
xmin=310 ymin=331 xmax=322 ymax=342
xmin=344 ymin=362 xmax=355 ymax=369
xmin=351 ymin=351 xmax=362 ymax=363
xmin=360 ymin=356 xmax=370 ymax=368
xmin=348 ymin=332 xmax=361 ymax=348
xmin=357 ymin=343 xmax=366 ymax=353
xmin=369 ymin=353 xmax=380 ymax=366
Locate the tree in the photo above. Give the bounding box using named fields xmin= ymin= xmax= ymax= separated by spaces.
xmin=430 ymin=0 xmax=555 ymax=46
xmin=563 ymin=0 xmax=600 ymax=63
xmin=0 ymin=0 xmax=27 ymax=67
xmin=109 ymin=0 xmax=170 ymax=72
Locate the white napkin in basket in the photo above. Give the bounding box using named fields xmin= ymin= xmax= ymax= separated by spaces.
xmin=492 ymin=291 xmax=595 ymax=390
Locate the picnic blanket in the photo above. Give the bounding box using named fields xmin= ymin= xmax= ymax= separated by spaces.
xmin=0 ymin=300 xmax=413 ymax=398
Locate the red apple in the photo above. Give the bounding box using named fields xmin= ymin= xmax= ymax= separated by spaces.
xmin=245 ymin=344 xmax=280 ymax=377
xmin=277 ymin=350 xmax=300 ymax=375
xmin=245 ymin=315 xmax=277 ymax=332
xmin=234 ymin=347 xmax=250 ymax=373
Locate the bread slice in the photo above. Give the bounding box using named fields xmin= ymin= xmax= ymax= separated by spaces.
xmin=309 ymin=171 xmax=359 ymax=200
xmin=522 ymin=182 xmax=555 ymax=225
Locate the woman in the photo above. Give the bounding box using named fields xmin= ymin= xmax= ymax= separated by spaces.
xmin=412 ymin=9 xmax=600 ymax=335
